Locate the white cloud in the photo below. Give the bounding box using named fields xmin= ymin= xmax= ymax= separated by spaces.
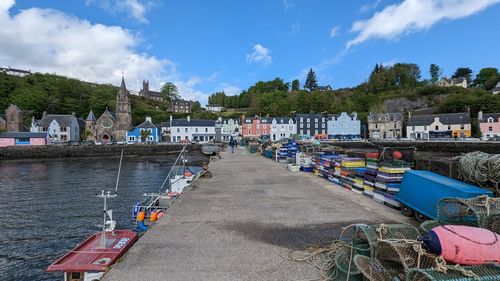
xmin=330 ymin=26 xmax=340 ymax=38
xmin=283 ymin=0 xmax=294 ymax=11
xmin=85 ymin=0 xmax=152 ymax=23
xmin=173 ymin=77 xmax=205 ymax=102
xmin=246 ymin=44 xmax=272 ymax=66
xmin=359 ymin=0 xmax=381 ymax=13
xmin=0 ymin=1 xmax=174 ymax=94
xmin=347 ymin=0 xmax=500 ymax=48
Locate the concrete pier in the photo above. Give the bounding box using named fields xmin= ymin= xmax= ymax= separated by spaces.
xmin=103 ymin=148 xmax=411 ymax=281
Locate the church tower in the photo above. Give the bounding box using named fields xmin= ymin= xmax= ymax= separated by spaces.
xmin=114 ymin=77 xmax=133 ymax=141
xmin=85 ymin=110 xmax=96 ymax=141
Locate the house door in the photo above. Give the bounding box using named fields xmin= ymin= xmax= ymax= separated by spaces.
xmin=102 ymin=134 xmax=110 ymax=143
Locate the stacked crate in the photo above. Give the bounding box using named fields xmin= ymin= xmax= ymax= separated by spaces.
xmin=352 ymin=168 xmax=366 ymax=194
xmin=377 ymin=163 xmax=411 ymax=208
xmin=340 ymin=158 xmax=366 ymax=191
xmin=363 ymin=152 xmax=379 ymax=198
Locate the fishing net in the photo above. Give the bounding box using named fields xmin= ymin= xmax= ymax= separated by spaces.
xmin=353 ymin=255 xmax=392 ymax=281
xmin=407 ymin=263 xmax=500 ymax=281
xmin=373 ymin=240 xmax=438 ymax=280
xmin=420 ymin=220 xmax=441 ymax=234
xmin=436 ymin=196 xmax=500 ymax=227
xmin=483 ymin=213 xmax=500 ymax=234
xmin=327 ymin=243 xmax=363 ymax=281
xmin=352 ymin=223 xmax=421 ymax=257
xmin=456 ymin=151 xmax=500 ymax=195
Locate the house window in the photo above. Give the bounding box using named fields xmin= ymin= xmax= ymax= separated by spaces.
xmin=177 ymin=128 xmax=180 ymax=133
xmin=300 ymin=130 xmax=303 ymax=135
xmin=435 ymin=125 xmax=439 ymax=130
xmin=195 ymin=128 xmax=198 ymax=133
xmin=375 ymin=124 xmax=378 ymax=129
xmin=248 ymin=131 xmax=251 ymax=134
xmin=315 ymin=118 xmax=318 ymax=122
xmin=300 ymin=117 xmax=303 ymax=122
xmin=489 ymin=126 xmax=493 ymax=132
xmin=315 ymin=124 xmax=318 ymax=128
xmin=322 ymin=123 xmax=325 ymax=128
xmin=257 ymin=130 xmax=260 ymax=135
xmin=307 ymin=118 xmax=310 ymax=122
xmin=205 ymin=128 xmax=208 ymax=132
xmin=460 ymin=124 xmax=464 ymax=130
xmin=256 ymin=124 xmax=260 ymax=129
xmin=185 ymin=128 xmax=188 ymax=133
xmin=448 ymin=125 xmax=451 ymax=130
xmin=487 ymin=118 xmax=493 ymax=123
xmin=289 ymin=126 xmax=293 ymax=130
xmin=128 ymin=136 xmax=136 ymax=142
xmin=394 ymin=123 xmax=397 ymax=128
xmin=61 ymin=127 xmax=67 ymax=132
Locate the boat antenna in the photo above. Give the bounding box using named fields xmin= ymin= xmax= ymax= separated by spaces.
xmin=114 ymin=149 xmax=124 ymax=195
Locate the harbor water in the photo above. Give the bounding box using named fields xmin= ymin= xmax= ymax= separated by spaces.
xmin=0 ymin=157 xmax=177 ymax=281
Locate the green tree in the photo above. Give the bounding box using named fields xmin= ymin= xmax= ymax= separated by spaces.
xmin=485 ymin=75 xmax=500 ymax=90
xmin=291 ymin=79 xmax=300 ymax=91
xmin=452 ymin=67 xmax=473 ymax=82
xmin=429 ymin=64 xmax=441 ymax=84
xmin=140 ymin=129 xmax=152 ymax=142
xmin=304 ymin=68 xmax=318 ymax=91
xmin=191 ymin=101 xmax=202 ymax=112
xmin=160 ymin=82 xmax=180 ymax=102
xmin=473 ymin=67 xmax=499 ymax=88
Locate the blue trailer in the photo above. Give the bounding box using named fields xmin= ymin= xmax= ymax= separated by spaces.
xmin=396 ymin=170 xmax=493 ymax=222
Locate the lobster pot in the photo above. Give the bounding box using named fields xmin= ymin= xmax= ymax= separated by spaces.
xmin=420 ymin=220 xmax=441 ymax=234
xmin=378 ymin=147 xmax=415 ymax=167
xmin=437 ymin=196 xmax=500 ymax=228
xmin=374 ymin=240 xmax=438 ymax=279
xmin=352 ymin=224 xmax=421 ymax=257
xmin=327 ymin=243 xmax=363 ymax=281
xmin=406 ymin=264 xmax=500 ymax=281
xmin=353 ymin=255 xmax=393 ymax=281
xmin=484 ymin=213 xmax=500 ymax=234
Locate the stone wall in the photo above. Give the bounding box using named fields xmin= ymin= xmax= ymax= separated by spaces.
xmin=0 ymin=143 xmax=203 ymax=161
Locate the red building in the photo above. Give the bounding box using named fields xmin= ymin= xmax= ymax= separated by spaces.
xmin=242 ymin=116 xmax=271 ymax=138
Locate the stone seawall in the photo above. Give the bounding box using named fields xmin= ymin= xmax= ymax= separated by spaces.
xmin=328 ymin=140 xmax=500 ymax=155
xmin=0 ymin=144 xmax=203 ymax=161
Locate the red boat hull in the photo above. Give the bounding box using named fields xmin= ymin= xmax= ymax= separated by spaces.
xmin=46 ymin=229 xmax=138 ymax=272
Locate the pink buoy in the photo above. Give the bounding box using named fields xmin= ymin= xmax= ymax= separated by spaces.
xmin=423 ymin=225 xmax=500 ymax=265
xmin=156 ymin=211 xmax=165 ymax=219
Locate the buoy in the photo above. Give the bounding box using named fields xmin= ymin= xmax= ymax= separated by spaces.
xmin=184 ymin=171 xmax=193 ymax=177
xmin=392 ymin=150 xmax=403 ymax=159
xmin=137 ymin=211 xmax=146 ymax=222
xmin=422 ymin=225 xmax=500 ymax=265
xmin=157 ymin=211 xmax=165 ymax=219
xmin=150 ymin=211 xmax=158 ymax=222
xmin=167 ymin=191 xmax=179 ymax=198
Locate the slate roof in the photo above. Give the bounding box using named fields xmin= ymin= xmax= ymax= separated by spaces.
xmin=160 ymin=122 xmax=170 ymax=128
xmin=0 ymin=67 xmax=31 ymax=74
xmin=407 ymin=112 xmax=470 ymax=126
xmin=101 ymin=109 xmax=117 ymax=120
xmin=270 ymin=117 xmax=294 ymax=124
xmin=136 ymin=120 xmax=157 ymax=129
xmin=39 ymin=114 xmax=76 ymax=127
xmin=171 ymin=119 xmax=215 ymax=127
xmin=368 ymin=112 xmax=403 ymax=122
xmin=482 ymin=113 xmax=500 ymax=122
xmin=86 ymin=110 xmax=96 ymax=121
xmin=316 ymin=85 xmax=332 ymax=91
xmin=0 ymin=132 xmax=47 ymax=138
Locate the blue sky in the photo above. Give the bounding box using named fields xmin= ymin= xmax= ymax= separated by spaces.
xmin=1 ymin=0 xmax=500 ymax=105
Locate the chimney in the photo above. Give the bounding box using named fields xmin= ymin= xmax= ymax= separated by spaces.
xmin=72 ymin=112 xmax=76 ymax=117
xmin=187 ymin=115 xmax=191 ymax=122
xmin=169 ymin=115 xmax=173 ymax=122
xmin=146 ymin=116 xmax=152 ymax=122
xmin=478 ymin=110 xmax=483 ymax=122
xmin=43 ymin=111 xmax=47 ymax=117
xmin=467 ymin=106 xmax=470 ymax=115
xmin=408 ymin=110 xmax=412 ymax=118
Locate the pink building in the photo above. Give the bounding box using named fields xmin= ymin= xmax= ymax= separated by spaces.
xmin=478 ymin=111 xmax=500 ymax=140
xmin=241 ymin=116 xmax=271 ymax=138
xmin=0 ymin=132 xmax=50 ymax=147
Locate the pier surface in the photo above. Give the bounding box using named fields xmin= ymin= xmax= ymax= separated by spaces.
xmin=103 ymin=148 xmax=410 ymax=281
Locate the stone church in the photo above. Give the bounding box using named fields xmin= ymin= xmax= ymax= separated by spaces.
xmin=85 ymin=77 xmax=133 ymax=142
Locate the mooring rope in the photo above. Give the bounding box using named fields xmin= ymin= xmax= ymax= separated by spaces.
xmin=456 ymin=151 xmax=500 ymax=195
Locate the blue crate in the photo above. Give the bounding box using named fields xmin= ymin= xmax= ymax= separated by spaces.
xmin=396 ymin=170 xmax=492 ymax=220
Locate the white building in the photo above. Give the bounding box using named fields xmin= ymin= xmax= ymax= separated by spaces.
xmin=206 ymin=104 xmax=224 ymax=112
xmin=269 ymin=117 xmax=296 ymax=141
xmin=437 ymin=77 xmax=468 ymax=88
xmin=406 ymin=112 xmax=471 ymax=140
xmin=327 ymin=112 xmax=361 ymax=140
xmin=31 ymin=112 xmax=83 ymax=142
xmin=170 ymin=116 xmax=216 ymax=143
xmin=0 ymin=66 xmax=31 ymax=77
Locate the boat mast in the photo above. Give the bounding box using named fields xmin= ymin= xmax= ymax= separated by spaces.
xmin=96 ymin=149 xmax=123 ymax=249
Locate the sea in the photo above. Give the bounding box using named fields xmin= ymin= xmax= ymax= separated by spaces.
xmin=0 ymin=156 xmax=177 ymax=281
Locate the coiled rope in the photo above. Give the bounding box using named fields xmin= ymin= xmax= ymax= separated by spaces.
xmin=456 ymin=151 xmax=500 ymax=195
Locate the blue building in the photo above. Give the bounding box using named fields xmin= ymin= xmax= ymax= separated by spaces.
xmin=126 ymin=117 xmax=161 ymax=144
xmin=327 ymin=112 xmax=361 ymax=140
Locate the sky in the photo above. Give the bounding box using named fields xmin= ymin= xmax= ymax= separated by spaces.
xmin=1 ymin=0 xmax=500 ymax=105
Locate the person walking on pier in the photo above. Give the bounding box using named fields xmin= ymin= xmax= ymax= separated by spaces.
xmin=229 ymin=137 xmax=235 ymax=153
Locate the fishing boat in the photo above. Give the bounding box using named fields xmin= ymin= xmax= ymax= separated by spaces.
xmin=46 ymin=151 xmax=138 ymax=281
